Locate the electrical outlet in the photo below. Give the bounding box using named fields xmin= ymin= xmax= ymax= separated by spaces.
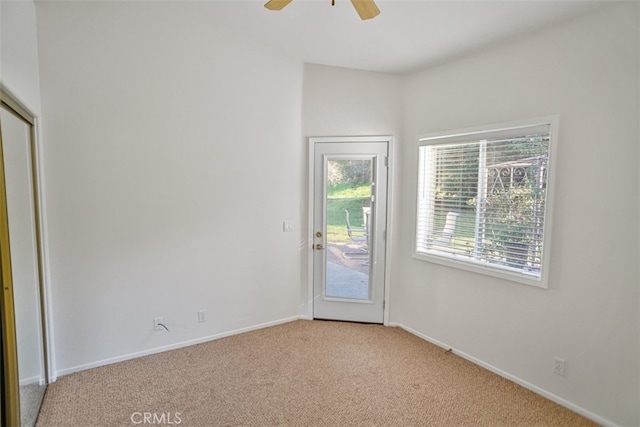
xmin=153 ymin=317 xmax=164 ymax=331
xmin=283 ymin=221 xmax=294 ymax=233
xmin=198 ymin=310 xmax=206 ymax=323
xmin=553 ymin=357 xmax=566 ymax=376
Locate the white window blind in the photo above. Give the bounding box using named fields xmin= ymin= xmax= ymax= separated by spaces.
xmin=415 ymin=119 xmax=554 ymax=287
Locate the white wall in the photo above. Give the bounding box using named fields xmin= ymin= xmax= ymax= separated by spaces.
xmin=303 ymin=64 xmax=401 ymax=137
xmin=395 ymin=3 xmax=639 ymax=426
xmin=0 ymin=0 xmax=42 ymax=114
xmin=36 ymin=2 xmax=304 ymax=373
xmin=301 ymin=64 xmax=401 ymax=316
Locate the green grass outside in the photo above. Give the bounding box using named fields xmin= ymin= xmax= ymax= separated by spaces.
xmin=433 ymin=210 xmax=477 ymax=254
xmin=325 ymin=183 xmax=479 ymax=247
xmin=326 ymin=184 xmax=370 ymax=243
xmin=325 ymin=187 xmax=478 ymax=247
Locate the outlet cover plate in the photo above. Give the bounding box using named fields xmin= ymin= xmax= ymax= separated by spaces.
xmin=553 ymin=357 xmax=566 ymax=376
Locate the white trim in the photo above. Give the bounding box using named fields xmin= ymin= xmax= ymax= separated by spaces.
xmin=55 ymin=316 xmax=305 ymax=377
xmin=411 ymin=251 xmax=546 ymax=288
xmin=33 ymin=115 xmax=57 ymax=383
xmin=306 ymin=138 xmax=315 ymax=319
xmin=389 ymin=322 xmax=620 ymax=427
xmin=382 ymin=139 xmax=394 ymax=326
xmin=19 ymin=375 xmax=44 ymax=387
xmin=417 ymin=116 xmax=557 ymax=145
xmin=310 ymin=135 xmax=393 ymax=144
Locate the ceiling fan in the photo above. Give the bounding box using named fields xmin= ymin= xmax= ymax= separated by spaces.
xmin=264 ymin=0 xmax=380 ymax=21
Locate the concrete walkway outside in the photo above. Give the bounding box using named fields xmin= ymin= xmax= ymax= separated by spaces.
xmin=325 ymin=243 xmax=370 ymax=299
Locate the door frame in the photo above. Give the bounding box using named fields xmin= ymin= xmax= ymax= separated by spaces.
xmin=307 ymin=136 xmax=394 ymax=325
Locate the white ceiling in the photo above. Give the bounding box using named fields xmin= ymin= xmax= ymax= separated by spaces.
xmin=210 ymin=0 xmax=608 ymax=74
xmin=35 ymin=0 xmax=611 ymax=74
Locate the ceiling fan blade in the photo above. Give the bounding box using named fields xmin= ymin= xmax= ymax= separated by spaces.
xmin=350 ymin=0 xmax=380 ymax=20
xmin=264 ymin=0 xmax=294 ymax=11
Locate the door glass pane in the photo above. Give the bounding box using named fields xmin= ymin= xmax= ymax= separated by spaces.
xmin=325 ymin=159 xmax=372 ymax=300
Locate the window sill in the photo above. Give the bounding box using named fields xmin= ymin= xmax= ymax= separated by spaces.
xmin=412 ymin=250 xmax=548 ymax=289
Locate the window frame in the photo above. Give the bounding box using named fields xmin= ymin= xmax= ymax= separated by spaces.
xmin=413 ymin=116 xmax=559 ymax=288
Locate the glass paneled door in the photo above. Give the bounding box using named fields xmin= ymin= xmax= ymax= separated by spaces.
xmin=311 ymin=137 xmax=389 ymax=324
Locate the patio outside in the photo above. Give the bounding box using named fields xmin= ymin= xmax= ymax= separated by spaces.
xmin=324 ymin=160 xmax=371 ymax=300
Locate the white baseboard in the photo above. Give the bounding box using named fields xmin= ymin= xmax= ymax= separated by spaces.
xmin=20 ymin=375 xmax=45 ymax=387
xmin=389 ymin=322 xmax=619 ymax=427
xmin=56 ymin=315 xmax=304 ymax=378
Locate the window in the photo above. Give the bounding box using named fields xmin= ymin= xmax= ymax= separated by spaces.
xmin=414 ymin=118 xmax=556 ymax=288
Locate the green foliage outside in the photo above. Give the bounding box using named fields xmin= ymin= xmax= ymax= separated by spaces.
xmin=431 ymin=136 xmax=548 ymax=269
xmin=480 ymin=183 xmax=545 ymax=267
xmin=328 ymin=160 xmax=371 ymax=187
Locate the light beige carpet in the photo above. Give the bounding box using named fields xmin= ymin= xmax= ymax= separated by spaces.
xmin=37 ymin=320 xmax=595 ymax=426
